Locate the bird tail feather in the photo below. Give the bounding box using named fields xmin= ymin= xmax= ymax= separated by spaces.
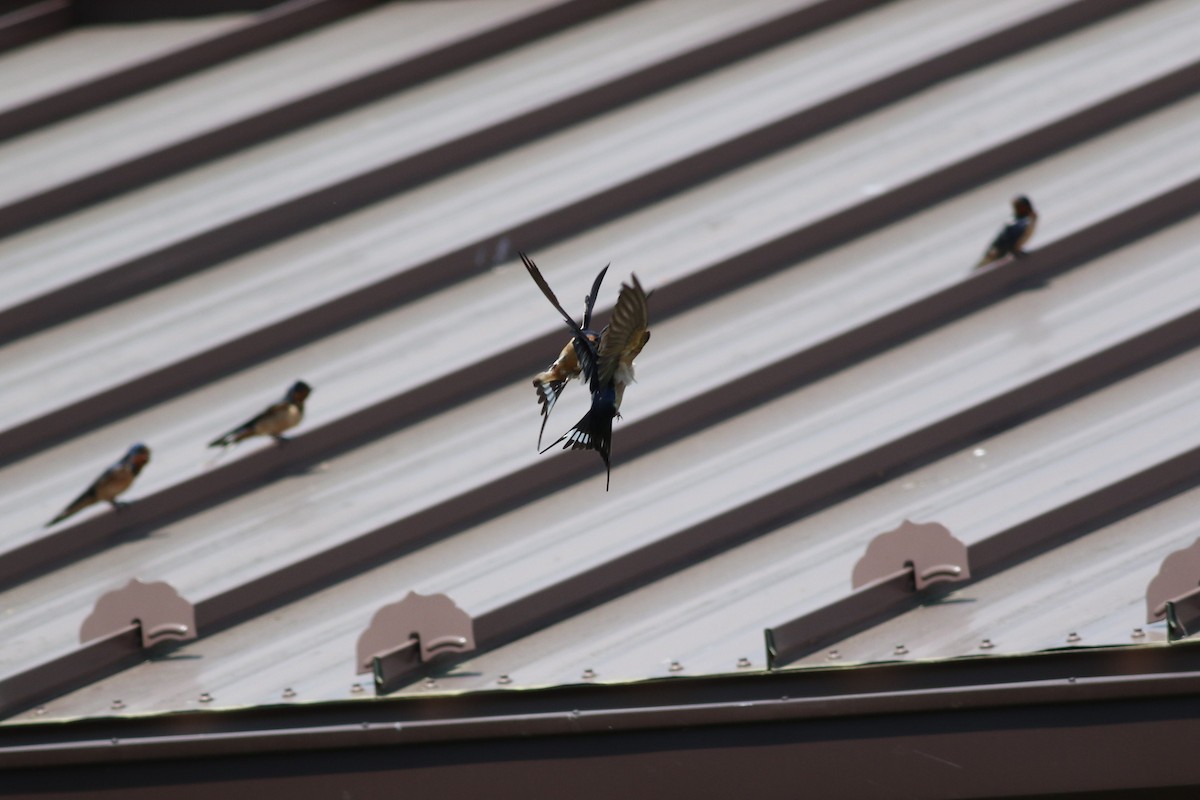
xmin=545 ymin=404 xmax=614 ymax=490
xmin=47 ymin=491 xmax=95 ymax=527
xmin=208 ymin=426 xmax=246 ymax=448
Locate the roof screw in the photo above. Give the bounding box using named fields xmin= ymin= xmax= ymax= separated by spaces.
xmin=827 ymin=649 xmax=841 ymax=661
xmin=979 ymin=638 xmax=994 ymax=650
xmin=350 ymin=683 xmax=364 ymax=694
xmin=1131 ymin=627 xmax=1146 ymax=639
xmin=282 ymin=688 xmax=296 ymax=699
xmin=893 ymin=644 xmax=908 ymax=656
xmin=422 ymin=677 xmax=438 ymax=690
xmin=198 ymin=692 xmax=213 ymax=703
xmin=496 ymin=674 xmax=512 ymax=685
xmin=581 ymin=668 xmax=597 ymax=680
xmin=1068 ymin=676 xmax=1077 ymax=683
xmin=737 ymin=657 xmax=752 ymax=668
xmin=668 ymin=660 xmax=684 ymax=672
xmin=1066 ymin=632 xmax=1081 ymax=644
xmin=110 ymin=699 xmax=125 ymax=710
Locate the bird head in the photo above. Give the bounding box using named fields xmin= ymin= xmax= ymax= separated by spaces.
xmin=287 ymin=381 xmax=313 ymax=404
xmin=125 ymin=443 xmax=151 ymax=468
xmin=1012 ymin=195 xmax=1034 ymax=216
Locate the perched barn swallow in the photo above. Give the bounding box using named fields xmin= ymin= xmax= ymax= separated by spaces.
xmin=974 ymin=195 xmax=1037 ymax=270
xmin=208 ymin=380 xmax=312 ymax=448
xmin=522 ymin=252 xmax=608 ymax=448
xmin=47 ymin=443 xmax=151 ymax=527
xmin=550 ymin=274 xmax=650 ymax=490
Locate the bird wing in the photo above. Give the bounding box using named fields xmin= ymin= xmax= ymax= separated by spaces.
xmin=581 ymin=264 xmax=609 ymax=331
xmin=521 ymin=251 xmax=599 ymax=383
xmin=988 ymin=217 xmax=1030 ymax=255
xmin=47 ymin=465 xmax=112 ymax=525
xmin=521 ymin=251 xmax=584 ymax=336
xmin=533 ymin=340 xmax=581 ymax=449
xmin=208 ymin=403 xmax=277 ymax=447
xmin=598 ymin=275 xmax=650 ymax=387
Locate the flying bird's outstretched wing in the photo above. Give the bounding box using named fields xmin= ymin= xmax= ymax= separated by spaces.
xmin=533 ymin=340 xmax=581 ymax=449
xmin=581 ymin=261 xmax=608 ymax=333
xmin=597 ymin=274 xmax=650 ymax=389
xmin=521 ymin=251 xmax=585 ymax=337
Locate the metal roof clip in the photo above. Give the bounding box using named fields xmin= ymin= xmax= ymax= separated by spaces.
xmin=1145 ymin=538 xmax=1200 ymax=641
xmin=356 ymin=592 xmax=476 ymax=695
xmin=851 ymin=520 xmax=970 ymax=591
xmin=80 ymin=579 xmax=198 ymax=648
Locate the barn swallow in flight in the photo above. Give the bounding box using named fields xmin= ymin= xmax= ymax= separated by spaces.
xmin=47 ymin=443 xmax=151 ymax=527
xmin=208 ymin=380 xmax=312 ymax=448
xmin=521 ymin=252 xmax=608 ymax=448
xmin=974 ymin=195 xmax=1037 ymax=270
xmin=543 ymin=274 xmax=651 ymax=490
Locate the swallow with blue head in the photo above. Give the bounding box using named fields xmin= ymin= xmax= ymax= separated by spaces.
xmin=974 ymin=195 xmax=1037 ymax=270
xmin=522 ymin=251 xmax=608 ymax=450
xmin=47 ymin=443 xmax=151 ymax=527
xmin=522 ymin=251 xmax=650 ymax=490
xmin=208 ymin=380 xmax=312 ymax=448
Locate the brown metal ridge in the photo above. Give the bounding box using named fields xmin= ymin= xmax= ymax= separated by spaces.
xmin=356 ymin=592 xmax=476 ymax=694
xmin=0 ymin=0 xmax=650 ymax=243
xmin=767 ymin=444 xmax=1200 ymax=667
xmin=1146 ymin=538 xmax=1200 ymax=623
xmin=0 ymin=626 xmax=142 ymax=726
xmin=0 ymin=0 xmax=384 ymax=145
xmin=1 ymin=48 xmax=1193 ymax=474
xmin=4 ymin=641 xmax=1200 ymax=763
xmin=8 ymin=701 xmax=1200 ymax=799
xmin=0 ymin=1 xmax=69 ymax=54
xmin=851 ymin=520 xmax=969 ymax=590
xmin=69 ymin=1 xmax=281 ymax=21
xmin=10 ymin=675 xmax=1200 ymax=769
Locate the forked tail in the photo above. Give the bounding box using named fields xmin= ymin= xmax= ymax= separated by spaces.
xmin=543 ymin=403 xmax=614 ymax=490
xmin=47 ymin=489 xmax=94 ymax=527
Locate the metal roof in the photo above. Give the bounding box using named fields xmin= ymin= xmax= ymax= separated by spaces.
xmin=3 ymin=0 xmax=1200 ymax=795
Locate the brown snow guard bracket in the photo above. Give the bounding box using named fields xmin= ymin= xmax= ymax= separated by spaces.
xmin=852 ymin=519 xmax=970 ymax=592
xmin=79 ymin=579 xmax=198 ymax=648
xmin=1146 ymin=538 xmax=1200 ymax=641
xmin=356 ymin=591 xmax=476 ymax=695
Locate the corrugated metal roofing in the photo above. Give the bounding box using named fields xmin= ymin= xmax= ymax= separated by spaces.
xmin=0 ymin=13 xmax=248 ymax=115
xmin=2 ymin=0 xmax=1199 ymax=729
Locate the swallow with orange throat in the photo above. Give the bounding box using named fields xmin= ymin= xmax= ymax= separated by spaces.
xmin=522 ymin=251 xmax=650 ymax=490
xmin=47 ymin=443 xmax=151 ymax=526
xmin=208 ymin=380 xmax=312 ymax=448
